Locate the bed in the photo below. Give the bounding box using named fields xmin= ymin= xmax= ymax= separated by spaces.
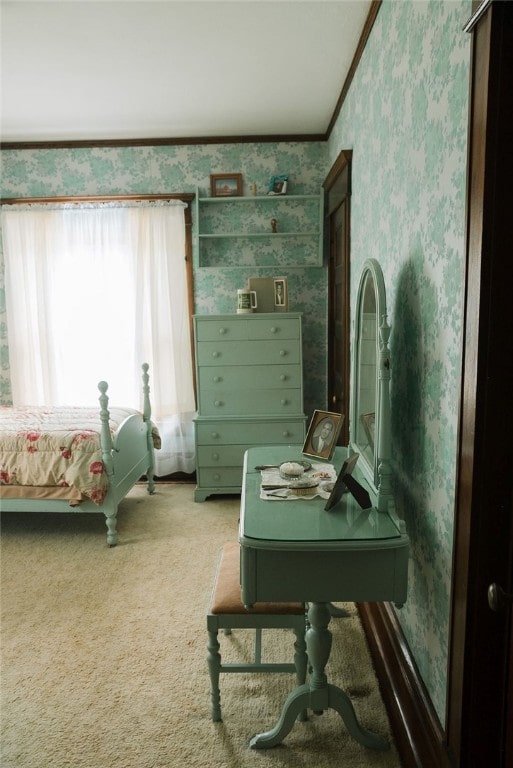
xmin=0 ymin=364 xmax=160 ymax=546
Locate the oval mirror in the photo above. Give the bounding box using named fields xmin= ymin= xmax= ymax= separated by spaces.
xmin=350 ymin=258 xmax=387 ymax=492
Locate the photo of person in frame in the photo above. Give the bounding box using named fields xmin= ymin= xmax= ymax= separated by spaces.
xmin=310 ymin=417 xmax=335 ymax=458
xmin=274 ymin=279 xmax=286 ymax=307
xmin=303 ymin=410 xmax=344 ymax=461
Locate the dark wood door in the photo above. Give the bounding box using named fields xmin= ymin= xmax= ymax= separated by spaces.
xmin=325 ymin=152 xmax=351 ymax=446
xmin=447 ymin=2 xmax=513 ymax=765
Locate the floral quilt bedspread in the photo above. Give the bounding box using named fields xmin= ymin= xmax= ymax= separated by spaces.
xmin=0 ymin=405 xmax=159 ymax=505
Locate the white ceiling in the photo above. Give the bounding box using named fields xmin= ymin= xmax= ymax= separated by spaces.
xmin=0 ymin=0 xmax=373 ymax=144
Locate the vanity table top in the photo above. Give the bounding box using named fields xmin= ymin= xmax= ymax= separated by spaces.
xmin=240 ymin=446 xmax=405 ymax=551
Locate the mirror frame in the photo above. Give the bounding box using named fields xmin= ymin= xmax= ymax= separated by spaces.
xmin=350 ymin=258 xmax=387 ymax=493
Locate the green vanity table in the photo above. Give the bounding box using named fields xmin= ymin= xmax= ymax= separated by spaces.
xmin=239 ymin=444 xmax=409 ymax=750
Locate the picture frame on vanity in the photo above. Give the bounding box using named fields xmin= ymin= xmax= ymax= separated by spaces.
xmin=303 ymin=410 xmax=344 ymax=461
xmin=323 ymin=453 xmax=372 ymax=511
xmin=274 ymin=277 xmax=288 ymax=311
xmin=210 ymin=173 xmax=243 ymax=197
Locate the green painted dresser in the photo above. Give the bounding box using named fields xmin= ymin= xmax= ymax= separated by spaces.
xmin=193 ymin=313 xmax=306 ymax=501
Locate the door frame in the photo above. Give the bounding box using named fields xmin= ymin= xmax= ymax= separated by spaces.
xmin=324 ymin=150 xmax=352 ymax=445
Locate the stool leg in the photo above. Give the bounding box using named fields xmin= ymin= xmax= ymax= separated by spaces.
xmin=207 ymin=628 xmax=222 ymax=722
xmin=254 ymin=628 xmax=262 ymax=663
xmin=293 ymin=625 xmax=308 ymax=722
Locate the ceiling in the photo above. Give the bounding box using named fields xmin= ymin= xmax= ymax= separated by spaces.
xmin=0 ymin=0 xmax=373 ymax=144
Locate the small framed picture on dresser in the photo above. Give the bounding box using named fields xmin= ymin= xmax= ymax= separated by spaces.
xmin=274 ymin=277 xmax=288 ymax=311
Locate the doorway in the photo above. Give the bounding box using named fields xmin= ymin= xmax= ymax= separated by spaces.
xmin=324 ymin=151 xmax=352 ymax=446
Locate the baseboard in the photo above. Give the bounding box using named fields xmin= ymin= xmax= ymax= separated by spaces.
xmin=357 ymin=602 xmax=454 ymax=768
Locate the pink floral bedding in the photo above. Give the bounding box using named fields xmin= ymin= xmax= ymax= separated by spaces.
xmin=0 ymin=405 xmax=159 ymax=505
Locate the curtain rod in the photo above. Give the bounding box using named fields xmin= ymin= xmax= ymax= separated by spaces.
xmin=1 ymin=193 xmax=195 ymax=205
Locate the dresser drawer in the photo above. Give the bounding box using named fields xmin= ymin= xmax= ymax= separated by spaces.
xmin=197 ymin=466 xmax=244 ymax=488
xmin=246 ymin=318 xmax=301 ymax=340
xmin=197 ymin=339 xmax=300 ymax=367
xmin=195 ymin=419 xmax=305 ymax=446
xmin=197 ymin=364 xmax=301 ymax=391
xmin=198 ymin=388 xmax=302 ymax=416
xmin=197 ymin=444 xmax=249 ymax=467
xmin=195 ymin=316 xmax=300 ymax=342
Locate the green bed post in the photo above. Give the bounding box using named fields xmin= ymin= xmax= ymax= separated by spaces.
xmin=141 ymin=363 xmax=156 ymax=494
xmin=97 ymin=380 xmax=118 ymax=546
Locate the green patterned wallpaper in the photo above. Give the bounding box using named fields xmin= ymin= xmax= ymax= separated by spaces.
xmin=0 ymin=0 xmax=472 ymax=729
xmin=328 ymin=0 xmax=471 ymax=721
xmin=0 ymin=142 xmax=328 ymax=417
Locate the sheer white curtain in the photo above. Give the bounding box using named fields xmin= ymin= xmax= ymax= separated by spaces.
xmin=1 ymin=201 xmax=196 ymax=476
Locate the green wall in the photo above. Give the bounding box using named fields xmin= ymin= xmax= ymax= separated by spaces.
xmin=0 ymin=142 xmax=328 ymax=417
xmin=0 ymin=0 xmax=472 ymax=728
xmin=328 ymin=0 xmax=471 ymax=720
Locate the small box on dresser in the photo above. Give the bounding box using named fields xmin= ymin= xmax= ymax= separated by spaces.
xmin=193 ymin=313 xmax=306 ymax=501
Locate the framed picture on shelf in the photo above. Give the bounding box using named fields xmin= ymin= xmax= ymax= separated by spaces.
xmin=274 ymin=277 xmax=288 ymax=311
xmin=302 ymin=410 xmax=344 ymax=461
xmin=210 ymin=173 xmax=243 ymax=197
xmin=268 ymin=175 xmax=288 ymax=195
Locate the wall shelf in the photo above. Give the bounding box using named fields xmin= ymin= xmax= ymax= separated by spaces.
xmin=194 ymin=188 xmax=324 ymax=268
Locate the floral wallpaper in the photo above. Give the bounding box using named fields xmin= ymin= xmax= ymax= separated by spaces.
xmin=0 ymin=0 xmax=472 ymax=730
xmin=328 ymin=0 xmax=471 ymax=721
xmin=0 ymin=142 xmax=328 ymax=417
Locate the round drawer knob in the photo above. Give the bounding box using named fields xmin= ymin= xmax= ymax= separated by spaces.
xmin=218 ymin=328 xmax=226 ymax=335
xmin=280 ymin=374 xmax=286 ymax=381
xmin=212 ymin=351 xmax=219 ymax=358
xmin=282 ymin=430 xmax=291 ymax=437
xmin=211 ymin=432 xmax=219 ymax=439
xmin=213 ymin=473 xmax=221 ymax=481
xmin=213 ymin=376 xmax=221 ymax=383
xmin=279 ymin=349 xmax=286 ymax=357
xmin=281 ymin=399 xmax=288 ymax=405
xmin=211 ymin=452 xmax=219 ymax=461
xmin=270 ymin=327 xmax=277 ymax=334
xmin=214 ymin=400 xmax=223 ymax=407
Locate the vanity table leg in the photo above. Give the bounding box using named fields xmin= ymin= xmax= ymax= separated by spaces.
xmin=249 ymin=602 xmax=388 ymax=751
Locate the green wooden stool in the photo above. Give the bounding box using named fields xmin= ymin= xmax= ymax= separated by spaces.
xmin=207 ymin=542 xmax=308 ymax=722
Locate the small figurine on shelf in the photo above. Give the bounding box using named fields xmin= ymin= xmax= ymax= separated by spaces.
xmin=271 ymin=218 xmax=277 ymax=233
xmin=251 ymin=182 xmax=257 ymax=196
xmin=268 ymin=175 xmax=288 ymax=195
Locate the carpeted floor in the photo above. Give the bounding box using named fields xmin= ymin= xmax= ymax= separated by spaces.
xmin=0 ymin=483 xmax=403 ymax=768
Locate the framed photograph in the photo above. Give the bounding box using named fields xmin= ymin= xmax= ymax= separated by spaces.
xmin=248 ymin=276 xmax=275 ymax=313
xmin=303 ymin=410 xmax=344 ymax=461
xmin=361 ymin=412 xmax=375 ymax=450
xmin=210 ymin=173 xmax=243 ymax=197
xmin=268 ymin=175 xmax=288 ymax=195
xmin=324 ymin=453 xmax=361 ymax=511
xmin=274 ymin=277 xmax=288 ymax=311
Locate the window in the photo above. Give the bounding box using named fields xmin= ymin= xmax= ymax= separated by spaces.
xmin=1 ymin=199 xmax=196 ymax=475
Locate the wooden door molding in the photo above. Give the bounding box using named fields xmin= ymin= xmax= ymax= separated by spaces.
xmin=324 ymin=150 xmax=352 ymax=444
xmin=324 ymin=149 xmax=352 ymax=194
